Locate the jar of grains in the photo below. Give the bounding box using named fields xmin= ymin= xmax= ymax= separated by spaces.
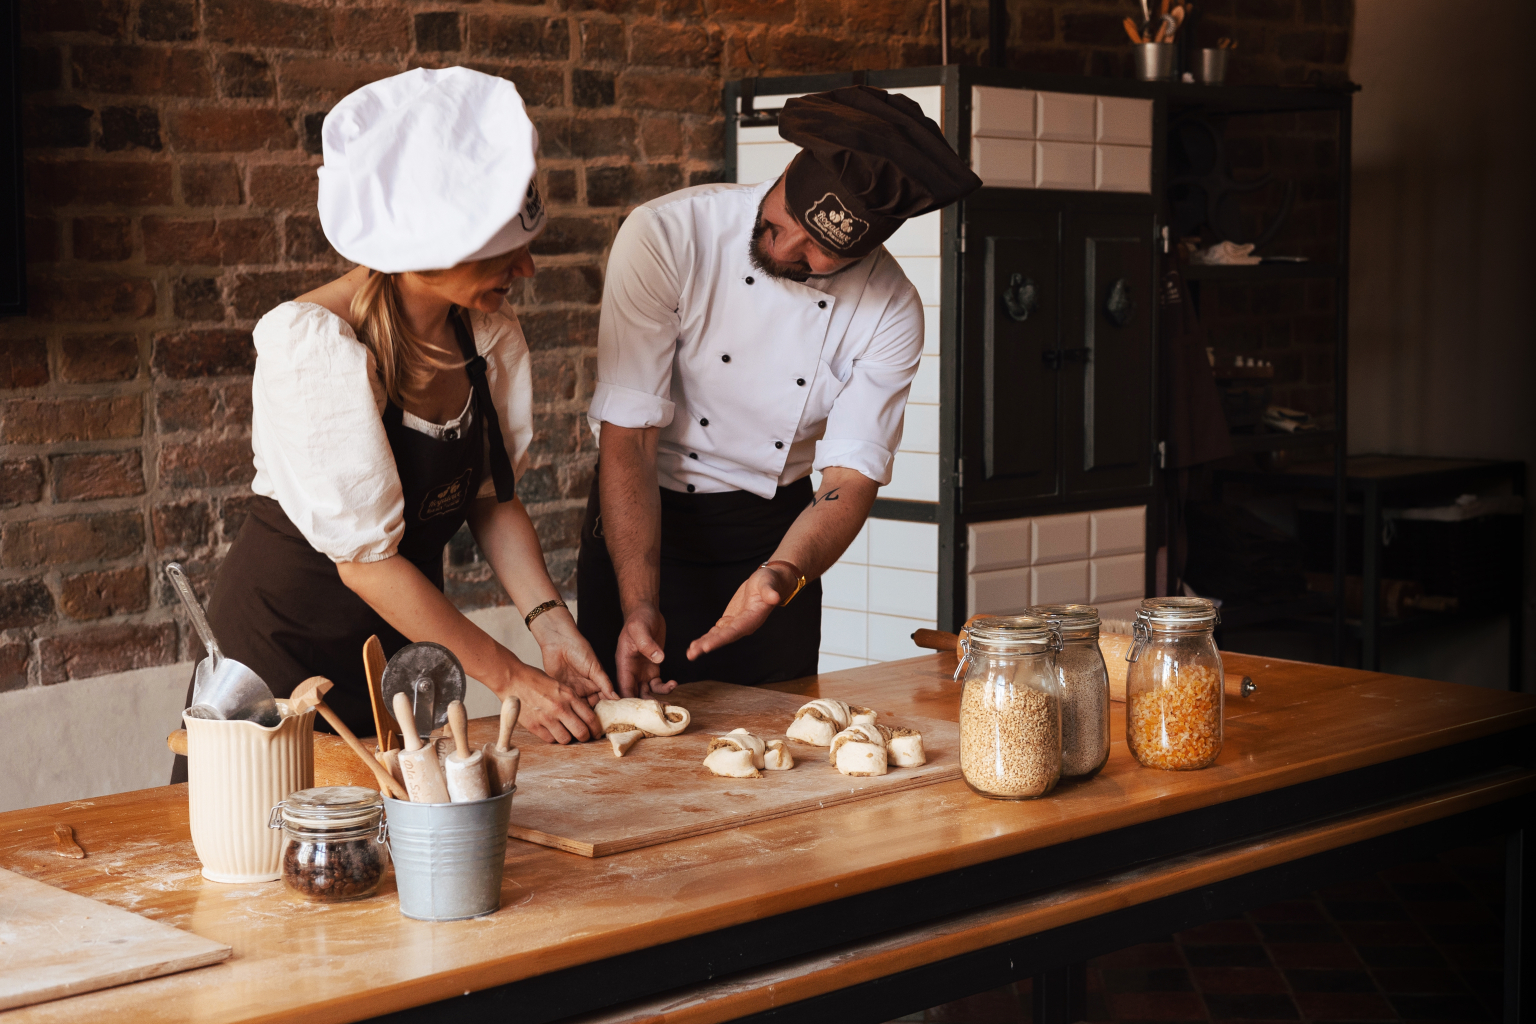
xmin=958 ymin=615 xmax=1063 ymax=800
xmin=268 ymin=786 xmax=386 ymax=902
xmin=1125 ymin=597 xmax=1223 ymax=770
xmin=1026 ymin=604 xmax=1110 ymax=778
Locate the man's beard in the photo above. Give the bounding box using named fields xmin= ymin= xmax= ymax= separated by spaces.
xmin=748 ymin=218 xmax=813 ymax=282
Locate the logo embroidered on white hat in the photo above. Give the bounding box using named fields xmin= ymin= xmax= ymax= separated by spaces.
xmin=518 ymin=179 xmax=545 ymax=232
xmin=805 ymin=192 xmax=868 ymax=252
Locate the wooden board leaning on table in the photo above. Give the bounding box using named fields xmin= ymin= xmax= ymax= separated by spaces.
xmin=459 ymin=679 xmax=961 ymax=858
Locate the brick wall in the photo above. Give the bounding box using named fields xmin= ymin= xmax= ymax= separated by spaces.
xmin=0 ymin=0 xmax=1352 ymax=692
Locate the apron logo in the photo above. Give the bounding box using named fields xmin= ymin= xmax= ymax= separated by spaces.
xmin=518 ymin=179 xmax=545 ymax=231
xmin=420 ymin=468 xmax=474 ymax=521
xmin=805 ymin=193 xmax=868 ymax=252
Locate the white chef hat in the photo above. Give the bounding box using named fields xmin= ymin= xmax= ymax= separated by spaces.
xmin=317 ymin=67 xmax=546 ymax=274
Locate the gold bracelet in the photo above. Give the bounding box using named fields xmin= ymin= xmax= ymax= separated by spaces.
xmin=759 ymin=560 xmax=807 ymax=606
xmin=523 ymin=598 xmax=567 ymax=629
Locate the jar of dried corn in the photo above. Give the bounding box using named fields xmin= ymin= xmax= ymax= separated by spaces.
xmin=1125 ymin=597 xmax=1223 ymax=771
xmin=957 ymin=615 xmax=1063 ymax=800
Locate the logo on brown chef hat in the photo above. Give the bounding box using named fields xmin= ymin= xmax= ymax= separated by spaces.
xmin=518 ymin=179 xmax=545 ymax=231
xmin=804 ymin=192 xmax=868 ymax=252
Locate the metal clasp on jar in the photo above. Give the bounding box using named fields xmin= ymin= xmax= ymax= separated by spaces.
xmin=266 ymin=803 xmax=285 ymax=830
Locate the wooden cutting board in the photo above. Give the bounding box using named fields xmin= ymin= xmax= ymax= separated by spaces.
xmin=0 ymin=867 xmax=231 ymax=1010
xmin=466 ymin=680 xmax=961 ymax=857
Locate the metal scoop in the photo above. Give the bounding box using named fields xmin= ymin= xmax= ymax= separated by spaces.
xmin=166 ymin=563 xmax=281 ymax=728
xmin=380 ymin=642 xmax=466 ymax=741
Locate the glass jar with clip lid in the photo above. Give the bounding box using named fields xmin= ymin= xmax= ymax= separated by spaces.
xmin=957 ymin=615 xmax=1063 ymax=800
xmin=268 ymin=786 xmax=387 ymax=902
xmin=1026 ymin=604 xmax=1110 ymax=778
xmin=1125 ymin=597 xmax=1223 ymax=770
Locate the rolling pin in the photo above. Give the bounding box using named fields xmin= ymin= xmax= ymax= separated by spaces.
xmin=910 ymin=628 xmax=1255 ymax=700
xmin=392 ymin=691 xmax=450 ymax=803
xmin=443 ymin=700 xmax=489 ymax=803
xmin=484 ymin=696 xmax=521 ymax=795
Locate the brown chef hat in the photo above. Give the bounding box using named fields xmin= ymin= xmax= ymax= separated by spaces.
xmin=777 ymin=86 xmax=981 ymax=260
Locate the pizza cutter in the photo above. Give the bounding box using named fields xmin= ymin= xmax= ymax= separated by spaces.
xmin=379 ymin=641 xmax=466 ymax=741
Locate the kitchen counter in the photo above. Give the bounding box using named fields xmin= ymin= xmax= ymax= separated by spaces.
xmin=1 ymin=652 xmax=1532 ymax=1024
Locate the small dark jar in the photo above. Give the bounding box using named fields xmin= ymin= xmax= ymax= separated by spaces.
xmin=268 ymin=786 xmax=386 ymax=902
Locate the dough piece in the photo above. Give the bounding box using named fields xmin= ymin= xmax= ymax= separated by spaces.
xmin=786 ymin=699 xmax=851 ymax=746
xmin=703 ymin=732 xmax=762 ymax=778
xmin=763 ymin=739 xmax=794 ymax=771
xmin=849 ymin=705 xmax=878 ymax=728
xmin=829 ymin=724 xmax=888 ymax=777
xmin=885 ymin=726 xmax=926 ymax=768
xmin=595 ymin=697 xmax=691 ymax=737
xmin=609 ymin=730 xmax=643 ymax=757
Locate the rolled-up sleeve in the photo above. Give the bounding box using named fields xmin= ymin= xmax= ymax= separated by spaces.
xmin=469 ymin=306 xmax=535 ymax=499
xmin=590 ymin=206 xmax=682 ymax=434
xmin=250 ymin=303 xmax=404 ymax=564
xmin=812 ymin=284 xmax=924 ymax=486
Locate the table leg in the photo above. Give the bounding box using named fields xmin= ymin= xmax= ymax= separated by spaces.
xmin=1362 ymin=482 xmax=1380 ymax=672
xmin=1032 ymin=963 xmax=1086 ymax=1024
xmin=1508 ymin=826 xmax=1531 ymax=1024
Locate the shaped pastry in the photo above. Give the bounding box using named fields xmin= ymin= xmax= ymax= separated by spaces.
xmin=595 ymin=697 xmax=690 ymax=737
xmin=786 ymin=698 xmax=875 ymax=746
xmin=609 ymin=729 xmax=643 ymax=757
xmin=829 ymin=723 xmax=888 ymax=777
xmin=885 ymin=726 xmax=926 ymax=767
xmin=763 ymin=738 xmax=795 ymax=771
xmin=703 ymin=729 xmax=764 ymax=778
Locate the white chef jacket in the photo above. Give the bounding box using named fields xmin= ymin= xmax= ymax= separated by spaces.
xmin=589 ymin=180 xmax=924 ymax=499
xmin=249 ymin=301 xmax=533 ymax=564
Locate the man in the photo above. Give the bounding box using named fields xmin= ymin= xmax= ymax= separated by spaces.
xmin=578 ymin=86 xmax=980 ymax=696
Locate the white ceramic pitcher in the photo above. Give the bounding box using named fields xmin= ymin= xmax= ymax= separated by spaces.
xmin=185 ymin=702 xmax=315 ymax=882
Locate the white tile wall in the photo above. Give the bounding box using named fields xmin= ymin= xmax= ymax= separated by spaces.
xmin=966 ymin=505 xmax=1147 ymax=619
xmin=970 ymin=87 xmax=1152 ymax=194
xmin=1036 ymin=91 xmax=1097 ymax=142
xmin=971 ymin=85 xmax=1035 ymax=138
xmin=910 ymin=354 xmax=940 ymax=403
xmin=883 ymin=451 xmax=939 ymax=502
xmin=886 ymin=210 xmax=942 ymax=256
xmin=900 ymin=402 xmax=939 ymax=454
xmin=967 ymin=516 xmax=1032 ymax=573
xmin=1031 ymin=511 xmax=1091 ymax=565
xmin=819 ymin=519 xmax=937 ymax=671
xmin=1095 ymin=144 xmax=1152 ymax=193
xmin=818 ymin=653 xmax=869 ymax=673
xmin=1037 ymin=141 xmax=1096 ymax=191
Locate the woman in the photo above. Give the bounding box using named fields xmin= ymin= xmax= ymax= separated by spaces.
xmin=173 ymin=68 xmax=613 ymax=771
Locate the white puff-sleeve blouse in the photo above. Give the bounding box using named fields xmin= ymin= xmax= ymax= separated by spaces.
xmin=249 ymin=301 xmax=534 ymax=565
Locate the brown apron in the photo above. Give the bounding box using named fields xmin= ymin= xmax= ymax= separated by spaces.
xmin=171 ymin=312 xmax=516 ymax=782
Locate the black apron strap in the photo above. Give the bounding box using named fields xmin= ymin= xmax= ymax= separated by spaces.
xmin=451 ymin=310 xmax=517 ymax=503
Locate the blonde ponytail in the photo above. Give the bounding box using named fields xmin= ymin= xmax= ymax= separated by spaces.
xmin=348 ymin=271 xmax=461 ymax=407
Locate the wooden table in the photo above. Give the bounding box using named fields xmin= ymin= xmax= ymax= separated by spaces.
xmin=2 ymin=652 xmax=1532 ymax=1024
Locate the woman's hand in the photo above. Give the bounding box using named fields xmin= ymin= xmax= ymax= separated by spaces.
xmin=530 ymin=607 xmax=619 ymax=703
xmin=505 ymin=661 xmax=606 ymax=745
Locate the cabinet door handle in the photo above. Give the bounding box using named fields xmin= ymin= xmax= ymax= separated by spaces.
xmin=1002 ymin=273 xmax=1038 ymax=322
xmin=1042 ymin=347 xmax=1091 ymax=371
xmin=1105 ymin=277 xmax=1135 ymax=328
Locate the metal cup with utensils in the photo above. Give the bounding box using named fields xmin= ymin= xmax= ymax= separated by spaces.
xmin=1134 ymin=41 xmax=1176 ymax=81
xmin=166 ymin=563 xmax=281 ymax=727
xmin=1195 ymin=47 xmax=1229 ymax=84
xmin=380 ymin=642 xmax=467 ymax=741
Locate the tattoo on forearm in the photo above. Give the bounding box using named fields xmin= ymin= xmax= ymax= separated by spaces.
xmin=810 ymin=487 xmax=842 ymax=508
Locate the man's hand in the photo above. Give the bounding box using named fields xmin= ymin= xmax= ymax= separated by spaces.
xmin=686 ymin=564 xmax=795 ymax=661
xmin=616 ymin=602 xmax=677 ymax=696
xmin=507 ymin=666 xmax=605 ymax=744
xmin=530 ymin=608 xmax=619 ymax=703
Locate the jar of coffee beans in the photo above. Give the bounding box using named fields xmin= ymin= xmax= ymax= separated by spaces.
xmin=1026 ymin=604 xmax=1110 ymax=778
xmin=1126 ymin=598 xmax=1223 ymax=771
xmin=268 ymin=786 xmax=386 ymax=902
xmin=958 ymin=615 xmax=1063 ymax=800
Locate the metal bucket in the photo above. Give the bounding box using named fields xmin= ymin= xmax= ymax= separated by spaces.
xmin=1134 ymin=42 xmax=1176 ymax=81
xmin=1195 ymin=47 xmax=1229 ymax=85
xmin=382 ymin=788 xmax=514 ymax=921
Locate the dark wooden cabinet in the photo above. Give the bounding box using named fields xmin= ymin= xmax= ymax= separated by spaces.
xmin=960 ymin=194 xmax=1155 ymax=515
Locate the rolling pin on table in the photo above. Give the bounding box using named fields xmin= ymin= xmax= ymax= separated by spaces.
xmin=911 ymin=628 xmax=1256 ymax=700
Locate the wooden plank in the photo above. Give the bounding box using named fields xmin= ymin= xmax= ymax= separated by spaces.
xmin=469 ymin=680 xmax=960 ymax=857
xmin=0 ymin=867 xmax=230 ymax=1011
xmin=565 ymin=768 xmax=1536 ymax=1024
